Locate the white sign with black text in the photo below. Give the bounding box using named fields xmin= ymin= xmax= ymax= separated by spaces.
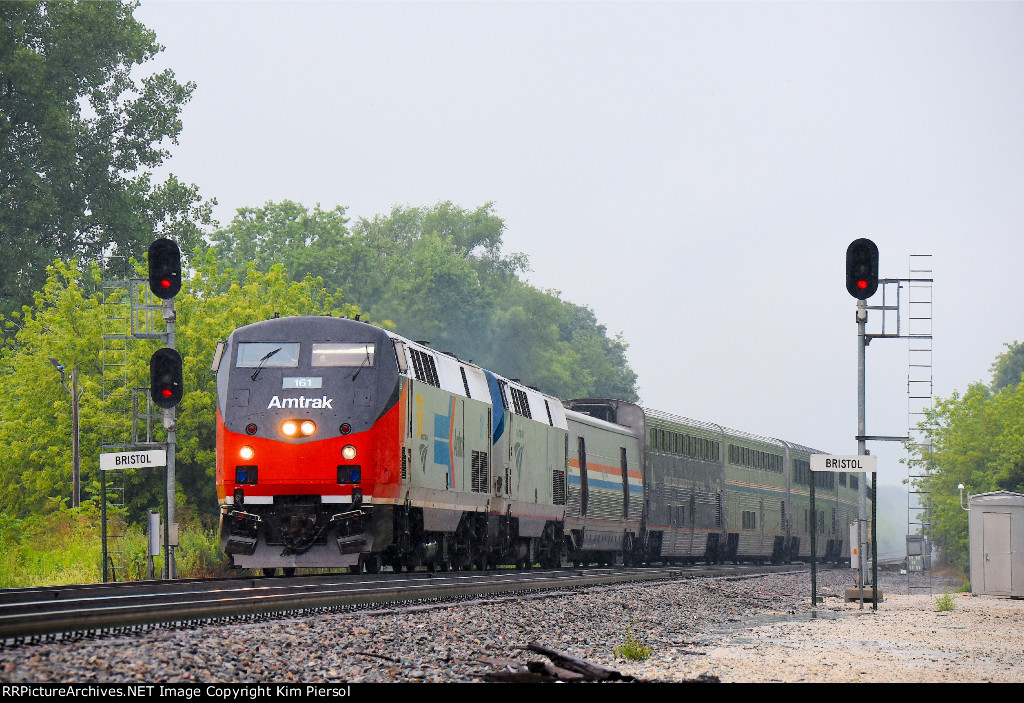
xmin=810 ymin=454 xmax=881 ymax=475
xmin=100 ymin=449 xmax=167 ymax=471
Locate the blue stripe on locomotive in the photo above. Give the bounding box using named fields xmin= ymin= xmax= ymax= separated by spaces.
xmin=568 ymin=473 xmax=643 ymax=493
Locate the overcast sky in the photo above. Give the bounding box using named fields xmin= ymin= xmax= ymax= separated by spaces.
xmin=135 ymin=1 xmax=1024 ymax=489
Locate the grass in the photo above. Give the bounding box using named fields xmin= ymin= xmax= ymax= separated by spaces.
xmin=0 ymin=502 xmax=231 ymax=587
xmin=936 ymin=592 xmax=956 ymax=612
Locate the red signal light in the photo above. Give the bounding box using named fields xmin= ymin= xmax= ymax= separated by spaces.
xmin=857 ymin=280 xmax=867 ymax=290
xmin=161 ymin=279 xmax=171 ymax=289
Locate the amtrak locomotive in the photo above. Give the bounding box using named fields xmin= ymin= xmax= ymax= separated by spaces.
xmin=214 ymin=316 xmax=861 ymax=574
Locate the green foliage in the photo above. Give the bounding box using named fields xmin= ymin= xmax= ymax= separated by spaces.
xmin=206 ymin=200 xmax=639 ymax=401
xmin=0 ymin=502 xmax=104 ymax=588
xmin=0 ymin=0 xmax=212 ymax=321
xmin=911 ymin=348 xmax=1024 ymax=573
xmin=117 ymin=521 xmax=228 ymax=581
xmin=174 ymin=524 xmax=230 ymax=578
xmin=0 ymin=260 xmax=104 ymax=519
xmin=0 ymin=501 xmax=229 ymax=586
xmin=205 ymin=200 xmax=351 ymax=287
xmin=990 ymin=341 xmax=1024 ymax=391
xmin=936 ymin=592 xmax=956 ymax=612
xmin=613 ymin=622 xmax=653 ymax=661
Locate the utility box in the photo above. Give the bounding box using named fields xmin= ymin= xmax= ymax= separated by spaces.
xmin=850 ymin=521 xmax=862 ymax=569
xmin=148 ymin=511 xmax=162 ymax=557
xmin=906 ymin=534 xmax=928 ymax=572
xmin=968 ymin=491 xmax=1024 ymax=597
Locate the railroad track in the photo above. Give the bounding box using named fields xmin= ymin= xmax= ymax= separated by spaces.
xmin=0 ymin=564 xmax=800 ymax=645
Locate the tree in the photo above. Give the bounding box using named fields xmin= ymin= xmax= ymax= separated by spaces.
xmin=205 ymin=201 xmax=352 ymax=286
xmin=488 ymin=283 xmax=639 ymax=401
xmin=0 ymin=1 xmax=211 ymax=321
xmin=912 ymin=364 xmax=1024 ymax=573
xmin=990 ymin=341 xmax=1024 ymax=391
xmin=0 ymin=260 xmax=104 ymax=518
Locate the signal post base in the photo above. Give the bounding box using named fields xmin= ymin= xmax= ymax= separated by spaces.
xmin=845 ymin=587 xmax=883 ymax=603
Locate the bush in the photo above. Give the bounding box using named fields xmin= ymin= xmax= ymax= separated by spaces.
xmin=613 ymin=622 xmax=653 ymax=661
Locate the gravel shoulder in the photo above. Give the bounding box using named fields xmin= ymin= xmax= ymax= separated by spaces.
xmin=622 ymin=570 xmax=1024 ymax=683
xmin=1 ymin=567 xmax=1020 ymax=684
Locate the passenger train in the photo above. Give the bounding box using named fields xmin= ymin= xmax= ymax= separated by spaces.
xmin=213 ymin=316 xmax=862 ymax=575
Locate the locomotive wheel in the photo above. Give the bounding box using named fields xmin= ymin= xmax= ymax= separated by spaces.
xmin=282 ymin=567 xmax=296 ymax=577
xmin=261 ymin=568 xmax=277 ymax=577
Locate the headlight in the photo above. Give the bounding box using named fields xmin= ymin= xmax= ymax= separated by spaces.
xmin=300 ymin=420 xmax=316 ymax=436
xmin=281 ymin=420 xmax=298 ymax=437
xmin=239 ymin=445 xmax=255 ymax=461
xmin=341 ymin=444 xmax=357 ymax=460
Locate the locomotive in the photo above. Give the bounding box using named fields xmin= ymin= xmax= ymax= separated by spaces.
xmin=214 ymin=316 xmax=861 ymax=575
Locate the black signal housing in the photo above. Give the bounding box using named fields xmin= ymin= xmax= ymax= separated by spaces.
xmin=846 ymin=238 xmax=879 ymax=300
xmin=148 ymin=238 xmax=181 ymax=299
xmin=150 ymin=347 xmax=183 ymax=409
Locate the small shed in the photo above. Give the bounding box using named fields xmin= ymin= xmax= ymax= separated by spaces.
xmin=969 ymin=491 xmax=1024 ymax=597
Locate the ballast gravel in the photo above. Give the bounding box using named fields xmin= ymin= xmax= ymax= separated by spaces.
xmin=1 ymin=567 xmax=1021 ymax=684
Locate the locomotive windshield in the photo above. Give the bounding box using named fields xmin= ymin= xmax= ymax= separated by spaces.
xmin=234 ymin=342 xmax=376 ymax=368
xmin=311 ymin=343 xmax=375 ymax=367
xmin=236 ymin=343 xmax=300 ymax=367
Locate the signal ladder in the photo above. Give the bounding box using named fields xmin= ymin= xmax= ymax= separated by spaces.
xmin=100 ymin=257 xmax=164 ymax=581
xmin=906 ymin=255 xmax=934 ymax=594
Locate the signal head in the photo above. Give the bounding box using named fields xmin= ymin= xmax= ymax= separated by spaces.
xmin=845 ymin=238 xmax=879 ymax=300
xmin=150 ymin=347 xmax=183 ymax=409
xmin=148 ymin=238 xmax=181 ymax=299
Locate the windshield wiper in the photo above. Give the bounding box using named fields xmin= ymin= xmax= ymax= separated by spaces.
xmin=251 ymin=347 xmax=281 ymax=381
xmin=351 ymin=347 xmax=372 ymax=382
